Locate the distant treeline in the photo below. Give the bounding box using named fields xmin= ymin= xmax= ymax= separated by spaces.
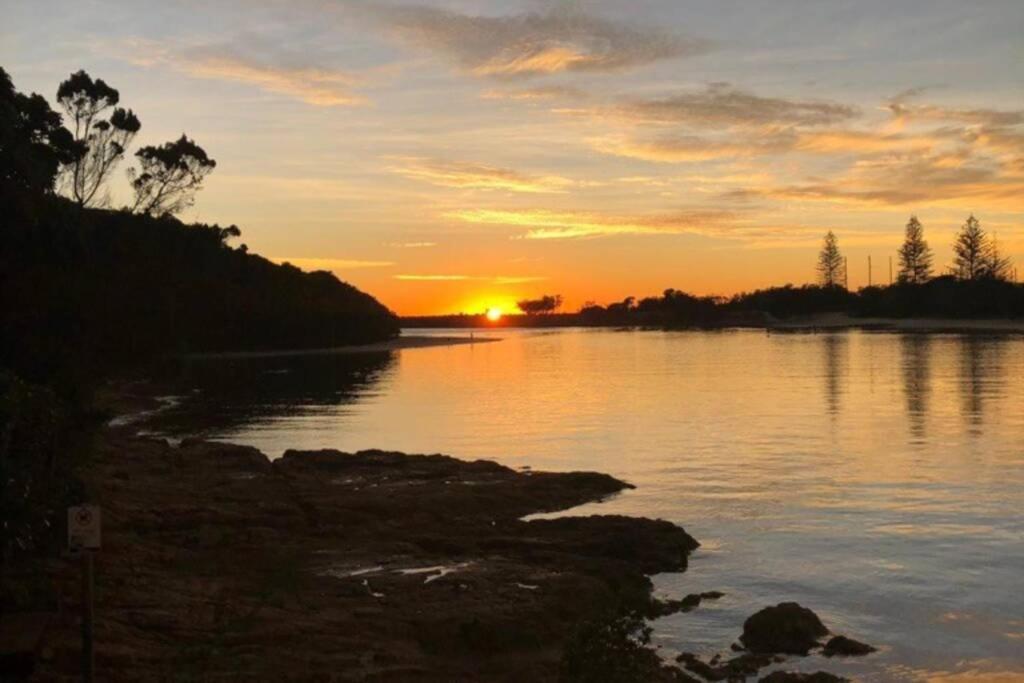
xmin=406 ymin=279 xmax=1024 ymax=330
xmin=408 ymin=217 xmax=1022 ymax=329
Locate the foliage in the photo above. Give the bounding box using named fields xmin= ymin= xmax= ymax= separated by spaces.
xmin=56 ymin=69 xmax=141 ymax=207
xmin=1 ymin=67 xmax=398 ymax=389
xmin=0 ymin=67 xmax=75 ymax=201
xmin=951 ymin=215 xmax=1012 ymax=281
xmin=130 ymin=134 xmax=216 ymax=217
xmin=897 ymin=215 xmax=933 ymax=284
xmin=0 ymin=201 xmax=399 ymax=386
xmin=517 ymin=294 xmax=563 ymax=315
xmin=727 ymin=284 xmax=854 ymax=318
xmin=817 ymin=231 xmax=845 ymax=288
xmin=0 ymin=372 xmax=84 ymax=570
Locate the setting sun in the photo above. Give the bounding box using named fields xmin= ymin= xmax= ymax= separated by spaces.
xmin=486 ymin=307 xmax=502 ymax=322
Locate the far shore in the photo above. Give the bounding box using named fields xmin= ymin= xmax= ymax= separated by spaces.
xmin=403 ymin=313 xmax=1024 ymax=335
xmin=181 ymin=334 xmax=501 ymax=360
xmin=766 ymin=313 xmax=1024 ymax=334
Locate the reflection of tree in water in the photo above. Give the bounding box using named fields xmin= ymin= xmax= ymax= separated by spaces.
xmin=958 ymin=336 xmax=1007 ymax=434
xmin=149 ymin=351 xmax=395 ymax=435
xmin=822 ymin=333 xmax=847 ymax=417
xmin=900 ymin=334 xmax=932 ymax=441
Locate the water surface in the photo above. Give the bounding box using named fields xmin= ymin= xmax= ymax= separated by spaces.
xmin=153 ymin=328 xmax=1024 ymax=681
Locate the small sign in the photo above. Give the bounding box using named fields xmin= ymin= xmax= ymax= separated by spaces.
xmin=68 ymin=505 xmax=101 ymax=550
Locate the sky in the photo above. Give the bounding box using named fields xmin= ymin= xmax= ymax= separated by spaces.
xmin=3 ymin=0 xmax=1023 ymax=314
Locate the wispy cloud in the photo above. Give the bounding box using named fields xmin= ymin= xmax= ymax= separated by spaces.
xmin=395 ymin=273 xmax=545 ymax=284
xmin=395 ymin=274 xmax=470 ymax=281
xmin=448 ymin=208 xmax=739 ymax=240
xmin=447 ymin=207 xmax=862 ymax=248
xmin=385 ymin=241 xmax=437 ymax=249
xmin=886 ymin=89 xmax=1024 ymax=127
xmin=725 ymin=150 xmax=1024 ymax=209
xmin=480 ymin=85 xmax=587 ymax=101
xmin=370 ymin=5 xmax=709 ymax=78
xmin=593 ymin=128 xmax=940 ymax=163
xmin=118 ymin=39 xmax=366 ymax=106
xmin=388 ymin=157 xmax=577 ymax=193
xmin=566 ymin=83 xmax=858 ymax=127
xmin=273 ymin=257 xmax=394 ymax=270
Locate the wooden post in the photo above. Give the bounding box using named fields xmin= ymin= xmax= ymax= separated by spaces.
xmin=81 ymin=550 xmax=94 ymax=683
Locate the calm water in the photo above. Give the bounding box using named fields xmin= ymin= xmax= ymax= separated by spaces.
xmin=153 ymin=328 xmax=1024 ymax=681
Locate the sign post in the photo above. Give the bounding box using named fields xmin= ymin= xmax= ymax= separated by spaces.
xmin=68 ymin=505 xmax=101 ymax=683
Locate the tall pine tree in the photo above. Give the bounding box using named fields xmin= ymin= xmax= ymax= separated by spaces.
xmin=818 ymin=231 xmax=845 ymax=288
xmin=897 ymin=215 xmax=933 ymax=284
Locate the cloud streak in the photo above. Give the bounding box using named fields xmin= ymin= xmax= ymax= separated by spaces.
xmin=119 ymin=40 xmax=366 ymax=106
xmin=388 ymin=157 xmax=577 ymax=193
xmin=371 ymin=5 xmax=708 ymax=78
xmin=273 ymin=257 xmax=394 ymax=270
xmin=396 ymin=274 xmax=546 ymax=284
xmin=448 ymin=208 xmax=741 ymax=240
xmin=566 ymin=83 xmax=858 ymax=127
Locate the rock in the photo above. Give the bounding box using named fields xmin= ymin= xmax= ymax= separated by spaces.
xmin=759 ymin=672 xmax=848 ymax=683
xmin=645 ymin=589 xmax=723 ymax=618
xmin=740 ymin=602 xmax=828 ymax=655
xmin=675 ymin=652 xmax=774 ymax=681
xmin=822 ymin=635 xmax=876 ymax=657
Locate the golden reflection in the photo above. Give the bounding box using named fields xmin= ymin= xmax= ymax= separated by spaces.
xmin=958 ymin=337 xmax=1007 ymax=435
xmin=822 ymin=333 xmax=847 ymax=417
xmin=901 ymin=334 xmax=932 ymax=441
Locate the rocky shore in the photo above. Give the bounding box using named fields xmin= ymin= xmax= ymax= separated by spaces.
xmin=29 ymin=427 xmax=701 ymax=681
xmin=17 ymin=388 xmax=874 ymax=682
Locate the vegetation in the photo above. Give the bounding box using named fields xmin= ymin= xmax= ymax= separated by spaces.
xmin=897 ymin=216 xmax=933 ymax=284
xmin=517 ymin=294 xmax=563 ymax=315
xmin=1 ymin=65 xmax=398 ymax=387
xmin=817 ymin=231 xmax=846 ymax=288
xmin=56 ymin=70 xmax=141 ymax=207
xmin=407 ymin=217 xmax=1020 ymax=329
xmin=130 ymin=134 xmax=217 ymax=216
xmin=0 ymin=65 xmax=398 ymax=573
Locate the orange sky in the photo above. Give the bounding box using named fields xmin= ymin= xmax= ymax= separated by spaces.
xmin=5 ymin=1 xmax=1023 ymax=314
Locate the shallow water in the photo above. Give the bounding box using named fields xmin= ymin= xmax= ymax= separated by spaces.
xmin=153 ymin=328 xmax=1024 ymax=681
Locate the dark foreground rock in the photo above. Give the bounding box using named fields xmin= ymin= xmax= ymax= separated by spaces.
xmin=741 ymin=602 xmax=829 ymax=655
xmin=31 ymin=433 xmax=700 ymax=681
xmin=822 ymin=634 xmax=877 ymax=657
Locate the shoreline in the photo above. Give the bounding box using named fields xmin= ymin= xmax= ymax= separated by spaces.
xmin=17 ymin=389 xmax=862 ymax=682
xmin=28 ymin=424 xmax=699 ymax=681
xmin=402 ymin=316 xmax=1024 ymax=335
xmin=764 ymin=313 xmax=1024 ymax=334
xmin=180 ymin=334 xmax=501 ymax=360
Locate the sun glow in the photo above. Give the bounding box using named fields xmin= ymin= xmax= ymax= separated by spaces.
xmin=486 ymin=307 xmax=503 ymax=322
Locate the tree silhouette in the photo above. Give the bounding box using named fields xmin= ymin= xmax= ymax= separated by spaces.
xmin=986 ymin=234 xmax=1013 ymax=282
xmin=817 ymin=231 xmax=844 ymax=288
xmin=517 ymin=294 xmax=562 ymax=315
xmin=0 ymin=67 xmax=75 ymax=198
xmin=897 ymin=215 xmax=933 ymax=284
xmin=130 ymin=135 xmax=216 ymax=217
xmin=952 ymin=215 xmax=987 ymax=280
xmin=56 ymin=70 xmax=140 ymax=207
xmin=951 ymin=215 xmax=1011 ymax=281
